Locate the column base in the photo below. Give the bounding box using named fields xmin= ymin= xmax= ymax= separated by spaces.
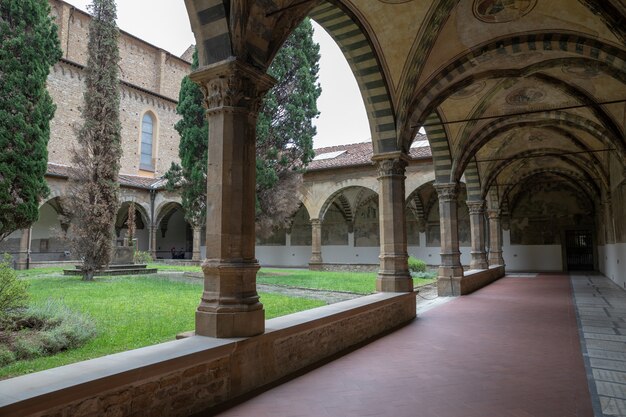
xmin=469 ymin=253 xmax=489 ymax=270
xmin=195 ymin=308 xmax=264 ymax=338
xmin=488 ymin=253 xmax=505 ymax=266
xmin=308 ymin=261 xmax=324 ymax=271
xmin=376 ymin=273 xmax=414 ymax=292
xmin=437 ymin=276 xmax=463 ymax=297
xmin=437 ymin=264 xmax=464 ymax=296
xmin=15 ymin=262 xmax=29 ymax=271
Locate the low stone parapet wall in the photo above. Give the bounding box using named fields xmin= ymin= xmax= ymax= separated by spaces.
xmin=0 ymin=292 xmax=416 ymax=417
xmin=460 ymin=265 xmax=506 ymax=295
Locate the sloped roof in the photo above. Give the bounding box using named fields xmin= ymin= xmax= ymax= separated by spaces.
xmin=307 ymin=135 xmax=432 ymax=171
xmin=46 ymin=163 xmax=165 ymax=190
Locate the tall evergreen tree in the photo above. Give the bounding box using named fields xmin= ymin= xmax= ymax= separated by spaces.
xmin=167 ymin=19 xmax=320 ymax=236
xmin=255 ymin=19 xmax=320 ymax=236
xmin=66 ymin=0 xmax=121 ymax=281
xmin=164 ymin=50 xmax=207 ymax=229
xmin=0 ymin=0 xmax=62 ymax=241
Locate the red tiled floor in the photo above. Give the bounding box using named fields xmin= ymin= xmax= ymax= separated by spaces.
xmin=217 ymin=274 xmax=593 ymax=417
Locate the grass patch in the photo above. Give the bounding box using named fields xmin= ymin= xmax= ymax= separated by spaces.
xmin=0 ymin=275 xmax=323 ymax=379
xmin=258 ymin=268 xmax=437 ymax=294
xmin=258 ymin=269 xmax=377 ymax=294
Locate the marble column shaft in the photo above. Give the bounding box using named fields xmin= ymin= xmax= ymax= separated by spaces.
xmin=190 ymin=59 xmax=275 ymax=338
xmin=309 ymin=219 xmax=323 ymax=269
xmin=487 ymin=209 xmax=505 ymax=266
xmin=434 ymin=183 xmax=464 ymax=296
xmin=374 ymin=154 xmax=413 ymax=292
xmin=149 ymin=226 xmax=157 ymax=260
xmin=16 ymin=228 xmax=30 ymax=270
xmin=192 ymin=226 xmax=202 ymax=262
xmin=467 ymin=200 xmax=489 ymax=270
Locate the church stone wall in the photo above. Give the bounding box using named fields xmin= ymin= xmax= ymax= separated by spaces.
xmin=47 ymin=0 xmax=190 ymax=177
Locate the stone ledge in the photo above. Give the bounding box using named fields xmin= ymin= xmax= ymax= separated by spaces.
xmin=0 ymin=292 xmax=416 ymax=417
xmin=461 ymin=265 xmax=506 ymax=294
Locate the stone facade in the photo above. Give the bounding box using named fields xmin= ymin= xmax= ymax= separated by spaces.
xmin=48 ymin=0 xmax=189 ymax=177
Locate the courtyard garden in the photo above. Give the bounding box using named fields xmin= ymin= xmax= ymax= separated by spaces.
xmin=0 ymin=262 xmax=436 ymax=380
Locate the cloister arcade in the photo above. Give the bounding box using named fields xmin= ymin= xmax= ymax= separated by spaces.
xmin=1 ymin=1 xmax=625 ymax=415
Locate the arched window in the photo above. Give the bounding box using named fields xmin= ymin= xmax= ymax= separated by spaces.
xmin=140 ymin=113 xmax=155 ymax=170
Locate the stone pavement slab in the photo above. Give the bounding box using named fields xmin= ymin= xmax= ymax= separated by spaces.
xmin=572 ymin=274 xmax=626 ymax=417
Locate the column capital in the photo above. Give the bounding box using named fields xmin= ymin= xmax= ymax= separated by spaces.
xmin=486 ymin=208 xmax=501 ymax=219
xmin=374 ymin=154 xmax=408 ymax=179
xmin=466 ymin=200 xmax=486 ymax=214
xmin=190 ymin=58 xmax=276 ymax=114
xmin=434 ymin=182 xmax=458 ymax=202
xmin=310 ymin=218 xmax=322 ymax=226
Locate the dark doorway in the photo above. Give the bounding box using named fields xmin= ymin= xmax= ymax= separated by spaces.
xmin=565 ymin=230 xmax=594 ymax=271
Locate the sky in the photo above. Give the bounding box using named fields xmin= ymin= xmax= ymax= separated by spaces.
xmin=62 ymin=0 xmax=371 ymax=149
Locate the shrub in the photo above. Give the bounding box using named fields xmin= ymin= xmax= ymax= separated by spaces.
xmin=1 ymin=299 xmax=97 ymax=364
xmin=408 ymin=256 xmax=427 ymax=273
xmin=0 ymin=346 xmax=15 ymax=367
xmin=134 ymin=250 xmax=153 ymax=264
xmin=0 ymin=253 xmax=29 ymax=318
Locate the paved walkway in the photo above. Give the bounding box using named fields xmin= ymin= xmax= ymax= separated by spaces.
xmin=572 ymin=273 xmax=626 ymax=416
xmin=216 ymin=274 xmax=601 ymax=417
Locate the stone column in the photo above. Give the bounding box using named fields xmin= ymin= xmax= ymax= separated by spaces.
xmin=192 ymin=226 xmax=202 ymax=262
xmin=16 ymin=228 xmax=31 ymax=270
xmin=190 ymin=59 xmax=274 ymax=338
xmin=487 ymin=209 xmax=505 ymax=266
xmin=434 ymin=183 xmax=464 ymax=296
xmin=149 ymin=226 xmax=157 ymax=260
xmin=309 ymin=219 xmax=323 ymax=270
xmin=374 ymin=154 xmax=413 ymax=292
xmin=467 ymin=200 xmax=489 ymax=270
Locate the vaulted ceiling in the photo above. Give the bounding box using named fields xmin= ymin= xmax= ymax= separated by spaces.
xmin=185 ymin=0 xmax=626 ymax=208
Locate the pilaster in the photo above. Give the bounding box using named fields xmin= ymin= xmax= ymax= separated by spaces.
xmin=434 ymin=183 xmax=464 ymax=296
xmin=373 ymin=154 xmax=413 ymax=292
xmin=191 ymin=58 xmax=275 ymax=338
xmin=467 ymin=200 xmax=489 ymax=270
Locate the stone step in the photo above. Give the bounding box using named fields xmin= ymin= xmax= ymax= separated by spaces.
xmin=63 ymin=268 xmax=158 ymax=276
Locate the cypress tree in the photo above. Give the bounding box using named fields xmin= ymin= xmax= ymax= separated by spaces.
xmin=164 ymin=50 xmax=207 ymax=229
xmin=167 ymin=19 xmax=321 ymax=237
xmin=0 ymin=0 xmax=62 ymax=241
xmin=255 ymin=18 xmax=321 ymax=237
xmin=66 ymin=0 xmax=121 ymax=281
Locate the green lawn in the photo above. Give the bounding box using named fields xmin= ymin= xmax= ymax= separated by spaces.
xmin=0 ymin=275 xmax=324 ymax=379
xmin=258 ymin=268 xmax=436 ymax=294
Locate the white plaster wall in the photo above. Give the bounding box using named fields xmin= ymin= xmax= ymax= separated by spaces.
xmin=256 ymin=246 xmax=311 ymax=267
xmin=502 ymin=230 xmax=563 ymax=271
xmin=253 ymin=243 xmax=473 ymax=267
xmin=502 ymin=245 xmax=563 ymax=271
xmin=598 ymin=244 xmax=626 ymax=290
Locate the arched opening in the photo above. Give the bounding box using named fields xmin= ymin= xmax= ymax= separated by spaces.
xmin=256 ymin=203 xmax=313 ymax=267
xmin=155 ymin=202 xmax=191 ymax=259
xmin=114 ymin=201 xmax=150 ymax=252
xmin=31 ymin=198 xmax=72 ymax=263
xmin=502 ymin=172 xmax=598 ymax=271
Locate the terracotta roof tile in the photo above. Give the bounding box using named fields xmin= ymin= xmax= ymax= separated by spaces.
xmin=306 ymin=135 xmax=431 ymax=171
xmin=46 ymin=163 xmax=165 ymax=190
